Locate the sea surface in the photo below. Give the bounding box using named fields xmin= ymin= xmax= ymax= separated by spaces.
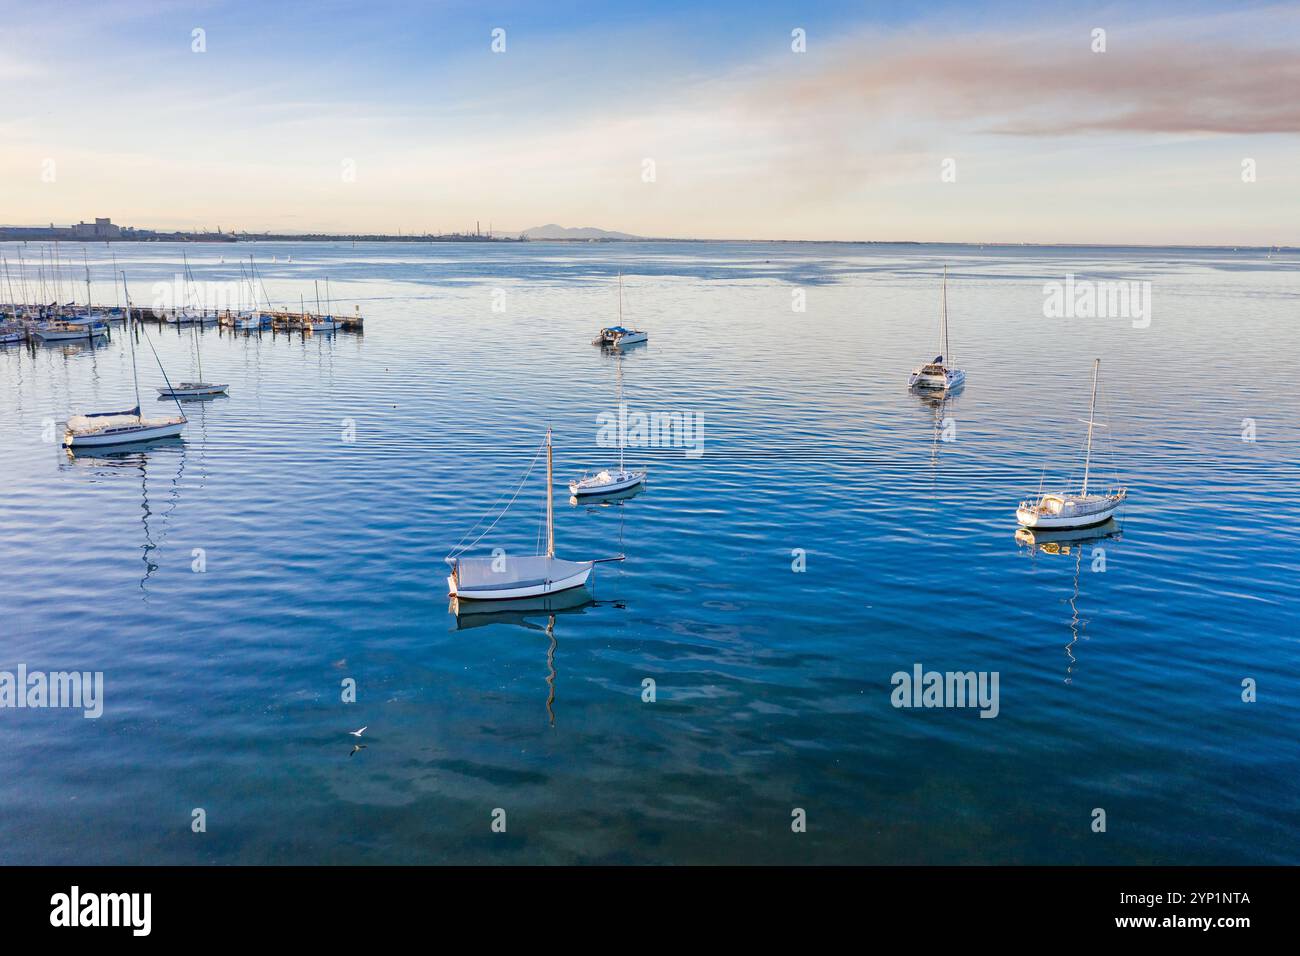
xmin=1 ymin=240 xmax=1297 ymax=864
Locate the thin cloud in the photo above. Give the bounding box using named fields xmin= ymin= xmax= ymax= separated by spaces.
xmin=751 ymin=27 xmax=1300 ymax=137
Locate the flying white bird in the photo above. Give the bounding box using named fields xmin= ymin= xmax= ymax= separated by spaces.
xmin=349 ymin=726 xmax=368 ymax=737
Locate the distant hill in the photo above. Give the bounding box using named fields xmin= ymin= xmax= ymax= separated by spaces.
xmin=520 ymin=224 xmax=643 ymax=240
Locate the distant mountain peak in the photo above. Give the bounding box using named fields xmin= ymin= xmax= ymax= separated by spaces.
xmin=520 ymin=224 xmax=642 ymax=240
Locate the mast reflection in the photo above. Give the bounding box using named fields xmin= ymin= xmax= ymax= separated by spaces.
xmin=450 ymin=587 xmax=624 ymax=725
xmin=1015 ymin=520 xmax=1123 ymax=683
xmin=63 ymin=436 xmax=186 ymax=600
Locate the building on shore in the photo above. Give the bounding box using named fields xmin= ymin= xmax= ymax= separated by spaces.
xmin=0 ymin=218 xmax=234 ymax=243
xmin=1 ymin=217 xmax=131 ymax=242
xmin=71 ymin=218 xmax=122 ymax=240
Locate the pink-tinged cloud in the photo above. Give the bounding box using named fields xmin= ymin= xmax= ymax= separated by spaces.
xmin=758 ymin=32 xmax=1300 ymax=136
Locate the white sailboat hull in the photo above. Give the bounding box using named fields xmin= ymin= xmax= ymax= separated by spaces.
xmin=1015 ymin=505 xmax=1119 ymax=529
xmin=34 ymin=327 xmax=106 ymax=342
xmin=1016 ymin=495 xmax=1124 ymax=529
xmin=447 ymin=564 xmax=592 ymax=600
xmin=65 ymin=420 xmax=186 ymax=448
xmin=593 ymin=329 xmax=648 ymax=347
xmin=569 ymin=470 xmax=646 ymax=496
xmin=157 ymin=383 xmax=229 ymax=397
xmin=909 ymin=367 xmax=965 ymax=390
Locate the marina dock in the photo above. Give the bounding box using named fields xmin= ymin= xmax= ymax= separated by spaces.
xmin=0 ymin=302 xmax=364 ymax=344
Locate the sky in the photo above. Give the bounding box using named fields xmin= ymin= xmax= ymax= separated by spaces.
xmin=1 ymin=0 xmax=1298 ymax=244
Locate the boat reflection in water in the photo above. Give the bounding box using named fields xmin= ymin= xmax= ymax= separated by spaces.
xmin=912 ymin=384 xmax=961 ymax=470
xmin=1015 ymin=519 xmax=1123 ymax=684
xmin=569 ymin=482 xmax=644 ymax=508
xmin=63 ymin=436 xmax=187 ymax=599
xmin=450 ymin=587 xmax=620 ymax=726
xmin=156 ymin=390 xmax=228 ymax=404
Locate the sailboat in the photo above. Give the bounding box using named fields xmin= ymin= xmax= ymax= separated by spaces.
xmin=32 ymin=318 xmax=108 ymax=342
xmin=909 ymin=265 xmax=966 ymax=390
xmin=156 ymin=345 xmax=228 ymax=397
xmin=592 ymin=272 xmax=647 ymax=347
xmin=570 ymin=352 xmax=647 ymax=496
xmin=158 ymin=264 xmax=228 ymax=397
xmin=305 ymin=280 xmax=341 ymax=332
xmin=65 ymin=251 xmax=108 ymax=327
xmin=234 ymin=256 xmax=274 ymax=329
xmin=1016 ymin=358 xmax=1127 ymax=530
xmin=446 ymin=429 xmax=611 ymax=600
xmin=64 ymin=275 xmax=187 ymax=448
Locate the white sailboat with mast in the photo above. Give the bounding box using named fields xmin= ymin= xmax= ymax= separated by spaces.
xmin=570 ymin=352 xmax=647 ymax=496
xmin=157 ymin=324 xmax=229 ymax=397
xmin=158 ymin=256 xmax=228 ymax=397
xmin=64 ymin=251 xmax=105 ymax=326
xmin=64 ymin=275 xmax=188 ymax=448
xmin=909 ymin=265 xmax=966 ymax=390
xmin=306 ymin=279 xmax=341 ymax=332
xmin=31 ymin=319 xmax=108 ymax=342
xmin=1016 ymin=358 xmax=1127 ymax=529
xmin=447 ymin=428 xmax=616 ymax=600
xmin=234 ymin=256 xmax=274 ymax=329
xmin=164 ymin=253 xmax=215 ymax=325
xmin=592 ymin=272 xmax=647 ymax=347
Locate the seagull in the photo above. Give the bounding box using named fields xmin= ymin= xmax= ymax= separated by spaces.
xmin=350 ymin=744 xmax=367 ymax=757
xmin=349 ymin=726 xmax=367 ymax=737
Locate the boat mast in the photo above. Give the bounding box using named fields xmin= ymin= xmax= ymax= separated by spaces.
xmin=941 ymin=264 xmax=949 ymax=363
xmin=123 ymin=273 xmax=142 ymax=422
xmin=1081 ymin=358 xmax=1100 ymax=497
xmin=545 ymin=427 xmax=555 ymax=557
xmin=617 ymin=271 xmax=623 ymax=325
xmin=185 ymin=251 xmax=203 ymax=380
xmin=17 ymin=249 xmax=30 ymax=308
xmin=2 ymin=256 xmax=15 ymax=313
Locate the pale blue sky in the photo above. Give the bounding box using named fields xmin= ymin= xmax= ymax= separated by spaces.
xmin=2 ymin=0 xmax=1297 ymax=243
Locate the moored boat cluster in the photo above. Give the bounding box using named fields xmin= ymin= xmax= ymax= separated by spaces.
xmin=17 ymin=259 xmax=1130 ymax=592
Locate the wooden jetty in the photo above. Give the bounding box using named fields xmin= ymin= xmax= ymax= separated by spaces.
xmin=1 ymin=303 xmax=364 ymax=339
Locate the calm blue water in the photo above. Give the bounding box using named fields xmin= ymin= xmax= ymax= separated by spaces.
xmin=1 ymin=240 xmax=1297 ymax=864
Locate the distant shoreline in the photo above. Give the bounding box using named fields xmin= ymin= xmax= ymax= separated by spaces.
xmin=0 ymin=228 xmax=523 ymax=244
xmin=0 ymin=230 xmax=1293 ymax=252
